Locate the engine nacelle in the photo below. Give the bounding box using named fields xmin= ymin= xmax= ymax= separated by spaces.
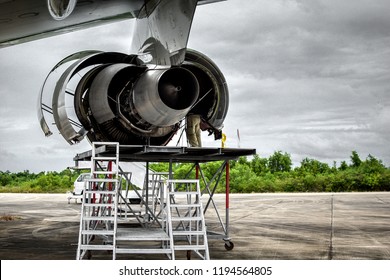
xmin=38 ymin=49 xmax=229 ymax=146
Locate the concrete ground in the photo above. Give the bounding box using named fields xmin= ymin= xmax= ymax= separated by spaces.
xmin=1 ymin=192 xmax=390 ymax=260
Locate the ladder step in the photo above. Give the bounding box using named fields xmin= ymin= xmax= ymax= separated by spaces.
xmin=171 ymin=217 xmax=202 ymax=221
xmin=172 ymin=231 xmax=205 ymax=236
xmin=92 ymin=171 xmax=117 ymax=175
xmin=79 ymin=244 xmax=114 ymax=251
xmin=85 ymin=190 xmax=116 ymax=195
xmin=93 ymin=156 xmax=118 ymax=161
xmin=83 ymin=216 xmax=115 ymax=221
xmin=169 ymin=204 xmax=201 ymax=208
xmin=84 ymin=203 xmax=115 ymax=207
xmin=170 ymin=191 xmax=199 ymax=196
xmin=174 ymin=245 xmax=207 ymax=251
xmin=86 ymin=178 xmax=119 ymax=183
xmin=116 ymin=228 xmax=170 ymax=241
xmin=81 ymin=230 xmax=115 ymax=235
xmin=116 ymin=248 xmax=172 ymax=254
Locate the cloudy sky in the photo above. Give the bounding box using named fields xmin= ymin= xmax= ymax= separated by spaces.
xmin=1 ymin=0 xmax=389 ymax=172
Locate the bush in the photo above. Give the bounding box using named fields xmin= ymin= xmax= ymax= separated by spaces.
xmin=1 ymin=151 xmax=389 ymax=193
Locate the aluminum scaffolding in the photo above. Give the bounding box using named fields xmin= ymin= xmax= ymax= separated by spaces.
xmin=74 ymin=144 xmax=256 ymax=258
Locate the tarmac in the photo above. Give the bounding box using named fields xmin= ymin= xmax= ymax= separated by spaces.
xmin=1 ymin=192 xmax=390 ymax=260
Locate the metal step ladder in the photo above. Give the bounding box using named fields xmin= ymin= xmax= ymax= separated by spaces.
xmin=76 ymin=142 xmax=120 ymax=260
xmin=113 ymin=171 xmax=173 ymax=258
xmin=141 ymin=172 xmax=169 ymax=223
xmin=76 ymin=143 xmax=209 ymax=260
xmin=166 ymin=179 xmax=210 ymax=260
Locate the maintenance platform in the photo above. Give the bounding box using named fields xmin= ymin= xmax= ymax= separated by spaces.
xmin=73 ymin=145 xmax=256 ymax=163
xmin=72 ymin=143 xmax=256 ymax=260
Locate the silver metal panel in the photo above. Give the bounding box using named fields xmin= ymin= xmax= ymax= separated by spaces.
xmin=0 ymin=0 xmax=225 ymax=48
xmin=184 ymin=49 xmax=229 ymax=129
xmin=38 ymin=50 xmax=101 ymax=139
xmin=88 ymin=63 xmax=131 ymax=124
xmin=51 ymin=52 xmax=113 ymax=144
xmin=0 ymin=0 xmax=141 ymax=47
xmin=52 ymin=60 xmax=88 ymax=144
xmin=131 ymin=0 xmax=198 ymax=66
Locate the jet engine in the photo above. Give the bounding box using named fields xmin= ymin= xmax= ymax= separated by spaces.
xmin=38 ymin=49 xmax=228 ymax=146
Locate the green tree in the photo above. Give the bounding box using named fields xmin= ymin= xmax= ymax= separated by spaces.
xmin=361 ymin=154 xmax=386 ymax=173
xmin=268 ymin=151 xmax=292 ymax=173
xmin=0 ymin=171 xmax=12 ymax=186
xmin=350 ymin=151 xmax=362 ymax=168
xmin=298 ymin=158 xmax=330 ymax=175
xmin=339 ymin=161 xmax=348 ymax=171
xmin=229 ymin=163 xmax=261 ymax=193
xmin=251 ymin=154 xmax=269 ymax=175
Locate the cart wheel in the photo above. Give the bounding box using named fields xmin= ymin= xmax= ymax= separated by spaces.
xmin=224 ymin=241 xmax=234 ymax=251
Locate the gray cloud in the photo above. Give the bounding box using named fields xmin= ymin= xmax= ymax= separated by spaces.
xmin=0 ymin=0 xmax=389 ymax=172
xmin=189 ymin=0 xmax=390 ymax=166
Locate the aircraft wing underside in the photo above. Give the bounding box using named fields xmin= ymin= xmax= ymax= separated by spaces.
xmin=0 ymin=0 xmax=224 ymax=48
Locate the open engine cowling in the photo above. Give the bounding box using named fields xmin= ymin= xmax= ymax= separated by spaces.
xmin=38 ymin=49 xmax=229 ymax=146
